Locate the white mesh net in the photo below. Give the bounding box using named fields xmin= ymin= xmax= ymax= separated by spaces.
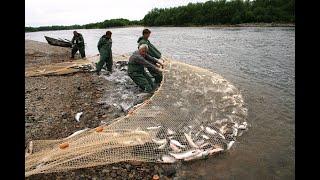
xmin=25 ymin=59 xmax=248 ymax=177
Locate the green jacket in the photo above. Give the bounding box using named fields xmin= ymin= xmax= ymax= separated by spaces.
xmin=97 ymin=35 xmax=112 ymax=59
xmin=137 ymin=36 xmax=161 ymax=59
xmin=128 ymin=50 xmax=159 ymax=74
xmin=71 ymin=33 xmax=84 ymax=47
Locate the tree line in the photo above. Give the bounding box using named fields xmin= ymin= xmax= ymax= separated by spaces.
xmin=143 ymin=0 xmax=294 ymax=26
xmin=25 ymin=18 xmax=142 ymax=32
xmin=26 ymin=0 xmax=294 ymax=32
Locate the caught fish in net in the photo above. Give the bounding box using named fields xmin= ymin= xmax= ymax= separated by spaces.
xmin=25 ymin=58 xmax=249 ymax=177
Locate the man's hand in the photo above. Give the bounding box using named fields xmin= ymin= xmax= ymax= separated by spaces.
xmin=156 ymin=61 xmax=164 ymax=68
xmin=157 ymin=68 xmax=163 ymax=72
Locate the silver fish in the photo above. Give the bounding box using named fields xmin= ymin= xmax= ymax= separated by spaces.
xmin=208 ymin=147 xmax=224 ymax=154
xmin=75 ymin=112 xmax=83 ymax=122
xmin=232 ymin=127 xmax=238 ymax=136
xmin=152 ymin=138 xmax=167 ymax=145
xmin=28 ymin=141 xmax=33 ymax=154
xmin=227 ymin=141 xmax=235 ymax=150
xmin=205 ymin=127 xmax=217 ymax=135
xmin=170 ymin=139 xmax=186 ymax=148
xmin=201 ymin=134 xmax=210 ymax=140
xmin=170 ymin=141 xmax=181 ymax=152
xmin=184 ymin=149 xmax=209 ymax=161
xmin=65 ymin=128 xmax=89 ymax=139
xmin=158 ymin=141 xmax=168 ymax=149
xmin=219 ymin=124 xmax=228 ymax=134
xmin=147 ymin=126 xmax=162 ymax=130
xmin=184 ymin=132 xmax=199 ymax=148
xmin=218 ymin=133 xmax=226 ymax=139
xmin=238 ymin=124 xmax=247 ymax=130
xmin=161 ymin=155 xmax=176 ymax=163
xmin=169 ymin=149 xmax=201 ymax=159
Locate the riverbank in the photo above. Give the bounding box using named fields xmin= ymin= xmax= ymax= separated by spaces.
xmin=25 ymin=40 xmax=178 ymax=179
xmin=25 ymin=22 xmax=294 ymax=32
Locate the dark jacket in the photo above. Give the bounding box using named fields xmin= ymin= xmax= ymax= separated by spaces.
xmin=137 ymin=37 xmax=161 ymax=59
xmin=71 ymin=33 xmax=84 ymax=47
xmin=128 ymin=50 xmax=159 ymax=74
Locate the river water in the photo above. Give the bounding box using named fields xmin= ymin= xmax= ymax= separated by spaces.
xmin=25 ymin=27 xmax=295 ymax=179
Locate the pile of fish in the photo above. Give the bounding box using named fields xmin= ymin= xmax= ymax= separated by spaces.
xmin=148 ymin=121 xmax=248 ymax=163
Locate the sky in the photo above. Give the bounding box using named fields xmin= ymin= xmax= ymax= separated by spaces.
xmin=25 ymin=0 xmax=209 ymax=27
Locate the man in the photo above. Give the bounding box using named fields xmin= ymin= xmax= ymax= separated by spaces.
xmin=96 ymin=31 xmax=113 ymax=75
xmin=137 ymin=29 xmax=163 ymax=86
xmin=71 ymin=31 xmax=86 ymax=59
xmin=128 ymin=44 xmax=164 ymax=93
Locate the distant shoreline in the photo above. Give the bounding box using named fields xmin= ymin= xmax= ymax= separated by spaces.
xmin=26 ymin=23 xmax=295 ymax=32
xmin=149 ymin=23 xmax=295 ymax=28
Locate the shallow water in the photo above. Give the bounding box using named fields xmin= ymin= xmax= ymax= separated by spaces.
xmin=26 ymin=26 xmax=295 ymax=179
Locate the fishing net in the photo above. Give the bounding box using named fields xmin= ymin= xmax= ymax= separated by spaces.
xmin=25 ymin=58 xmax=248 ymax=177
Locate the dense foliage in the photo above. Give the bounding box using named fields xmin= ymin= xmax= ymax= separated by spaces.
xmin=25 ymin=18 xmax=142 ymax=32
xmin=143 ymin=0 xmax=294 ymax=26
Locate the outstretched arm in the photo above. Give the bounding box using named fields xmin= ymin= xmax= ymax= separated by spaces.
xmin=133 ymin=54 xmax=161 ymax=72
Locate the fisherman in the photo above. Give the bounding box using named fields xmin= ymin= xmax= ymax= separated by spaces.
xmin=128 ymin=44 xmax=164 ymax=93
xmin=96 ymin=31 xmax=113 ymax=75
xmin=137 ymin=29 xmax=163 ymax=86
xmin=71 ymin=31 xmax=86 ymax=59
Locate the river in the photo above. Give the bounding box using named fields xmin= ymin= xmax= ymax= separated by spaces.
xmin=25 ymin=26 xmax=295 ymax=179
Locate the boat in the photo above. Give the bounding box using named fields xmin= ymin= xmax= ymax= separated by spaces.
xmin=44 ymin=36 xmax=72 ymax=48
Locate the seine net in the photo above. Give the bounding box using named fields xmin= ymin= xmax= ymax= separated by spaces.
xmin=25 ymin=59 xmax=249 ymax=177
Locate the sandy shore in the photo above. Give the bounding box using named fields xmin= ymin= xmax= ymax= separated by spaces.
xmin=25 ymin=40 xmax=177 ymax=179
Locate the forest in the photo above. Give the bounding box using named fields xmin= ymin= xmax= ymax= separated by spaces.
xmin=143 ymin=0 xmax=294 ymax=26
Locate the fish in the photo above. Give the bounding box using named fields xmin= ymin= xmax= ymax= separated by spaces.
xmin=169 ymin=141 xmax=181 ymax=152
xmin=28 ymin=141 xmax=33 ymax=154
xmin=238 ymin=122 xmax=248 ymax=130
xmin=219 ymin=124 xmax=228 ymax=134
xmin=227 ymin=141 xmax=235 ymax=150
xmin=184 ymin=132 xmax=199 ymax=148
xmin=201 ymin=134 xmax=210 ymax=140
xmin=147 ymin=126 xmax=162 ymax=130
xmin=184 ymin=149 xmax=209 ymax=161
xmin=169 ymin=149 xmax=201 ymax=160
xmin=208 ymin=147 xmax=224 ymax=154
xmin=195 ymin=139 xmax=205 ymax=146
xmin=205 ymin=127 xmax=217 ymax=135
xmin=152 ymin=138 xmax=167 ymax=145
xmin=170 ymin=139 xmax=186 ymax=148
xmin=161 ymin=155 xmax=176 ymax=163
xmin=232 ymin=127 xmax=238 ymax=136
xmin=200 ymin=125 xmax=204 ymax=130
xmin=158 ymin=141 xmax=168 ymax=149
xmin=65 ymin=128 xmax=89 ymax=139
xmin=75 ymin=112 xmax=83 ymax=122
xmin=167 ymin=128 xmax=175 ymax=135
xmin=218 ymin=133 xmax=226 ymax=139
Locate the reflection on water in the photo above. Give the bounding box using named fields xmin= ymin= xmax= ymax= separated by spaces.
xmin=26 ymin=26 xmax=295 ymax=179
